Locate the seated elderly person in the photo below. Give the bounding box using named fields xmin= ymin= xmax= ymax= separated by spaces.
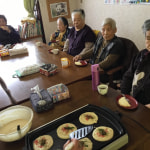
xmin=63 ymin=9 xmax=96 ymax=56
xmin=73 ymin=17 xmax=125 ymax=83
xmin=121 ymin=19 xmax=150 ymax=109
xmin=49 ymin=17 xmax=70 ymax=50
xmin=0 ymin=15 xmax=21 ymax=46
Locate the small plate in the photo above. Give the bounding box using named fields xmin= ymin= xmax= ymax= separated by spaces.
xmin=75 ymin=60 xmax=88 ymax=66
xmin=116 ymin=94 xmax=138 ymax=110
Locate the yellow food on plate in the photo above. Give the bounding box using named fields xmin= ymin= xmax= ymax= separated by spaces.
xmin=57 ymin=123 xmax=77 ymax=139
xmin=79 ymin=137 xmax=93 ymax=150
xmin=79 ymin=112 xmax=98 ymax=125
xmin=33 ymin=135 xmax=53 ymax=150
xmin=118 ymin=97 xmax=131 ymax=107
xmin=75 ymin=61 xmax=82 ymax=65
xmin=92 ymin=126 xmax=114 ymax=142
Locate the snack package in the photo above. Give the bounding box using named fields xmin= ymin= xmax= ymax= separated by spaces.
xmin=47 ymin=83 xmax=70 ymax=103
xmin=13 ymin=64 xmax=40 ymax=77
xmin=40 ymin=64 xmax=57 ymax=76
xmin=9 ymin=47 xmax=28 ymax=56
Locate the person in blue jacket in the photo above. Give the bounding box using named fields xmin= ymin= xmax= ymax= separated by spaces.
xmin=0 ymin=15 xmax=21 ymax=46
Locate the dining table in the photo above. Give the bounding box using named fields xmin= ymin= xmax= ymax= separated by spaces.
xmin=0 ymin=80 xmax=150 ymax=150
xmin=0 ymin=41 xmax=104 ymax=110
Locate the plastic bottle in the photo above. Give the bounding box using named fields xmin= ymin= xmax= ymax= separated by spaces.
xmin=91 ymin=64 xmax=100 ymax=90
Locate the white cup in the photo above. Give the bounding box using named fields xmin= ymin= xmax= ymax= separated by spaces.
xmin=35 ymin=42 xmax=42 ymax=47
xmin=97 ymin=84 xmax=108 ymax=95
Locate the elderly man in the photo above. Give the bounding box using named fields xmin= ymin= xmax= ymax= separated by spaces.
xmin=73 ymin=17 xmax=125 ymax=83
xmin=63 ymin=9 xmax=96 ymax=56
xmin=121 ymin=19 xmax=150 ymax=109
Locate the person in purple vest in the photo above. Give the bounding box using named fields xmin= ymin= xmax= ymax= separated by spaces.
xmin=63 ymin=9 xmax=96 ymax=56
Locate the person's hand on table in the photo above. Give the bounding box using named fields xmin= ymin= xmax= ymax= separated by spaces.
xmin=145 ymin=104 xmax=150 ymax=109
xmin=73 ymin=55 xmax=82 ymax=62
xmin=63 ymin=138 xmax=83 ymax=150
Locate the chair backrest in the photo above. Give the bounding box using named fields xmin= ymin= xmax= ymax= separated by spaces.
xmin=119 ymin=37 xmax=139 ymax=74
xmin=93 ymin=30 xmax=101 ymax=38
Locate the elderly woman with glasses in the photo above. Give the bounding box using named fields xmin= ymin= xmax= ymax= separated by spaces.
xmin=121 ymin=19 xmax=150 ymax=108
xmin=63 ymin=9 xmax=96 ymax=56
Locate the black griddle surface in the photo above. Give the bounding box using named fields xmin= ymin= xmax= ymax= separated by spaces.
xmin=24 ymin=104 xmax=126 ymax=150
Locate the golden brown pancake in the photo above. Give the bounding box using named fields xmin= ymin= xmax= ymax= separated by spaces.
xmin=118 ymin=97 xmax=131 ymax=107
xmin=33 ymin=135 xmax=53 ymax=150
xmin=79 ymin=112 xmax=98 ymax=125
xmin=79 ymin=137 xmax=93 ymax=150
xmin=57 ymin=123 xmax=77 ymax=139
xmin=92 ymin=126 xmax=114 ymax=141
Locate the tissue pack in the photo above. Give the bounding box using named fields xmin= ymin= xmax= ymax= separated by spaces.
xmin=30 ymin=89 xmax=53 ymax=112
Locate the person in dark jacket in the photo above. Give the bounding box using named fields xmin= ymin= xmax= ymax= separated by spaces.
xmin=63 ymin=9 xmax=96 ymax=56
xmin=0 ymin=15 xmax=21 ymax=46
xmin=121 ymin=19 xmax=150 ymax=108
xmin=73 ymin=18 xmax=125 ymax=83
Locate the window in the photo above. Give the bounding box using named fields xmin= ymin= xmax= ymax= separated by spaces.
xmin=1 ymin=0 xmax=28 ymax=29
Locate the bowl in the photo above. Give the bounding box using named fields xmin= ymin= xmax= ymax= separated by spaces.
xmin=0 ymin=105 xmax=33 ymax=142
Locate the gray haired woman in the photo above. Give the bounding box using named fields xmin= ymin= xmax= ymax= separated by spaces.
xmin=63 ymin=9 xmax=96 ymax=56
xmin=121 ymin=19 xmax=150 ymax=108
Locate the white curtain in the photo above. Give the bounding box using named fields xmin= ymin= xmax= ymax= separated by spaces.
xmin=1 ymin=0 xmax=28 ymax=28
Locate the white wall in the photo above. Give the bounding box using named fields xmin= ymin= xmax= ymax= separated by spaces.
xmin=39 ymin=0 xmax=150 ymax=50
xmin=39 ymin=0 xmax=77 ymax=44
xmin=76 ymin=0 xmax=150 ymax=50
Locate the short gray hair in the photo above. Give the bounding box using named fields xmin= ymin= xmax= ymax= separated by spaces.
xmin=101 ymin=18 xmax=116 ymax=30
xmin=71 ymin=9 xmax=85 ymax=20
xmin=142 ymin=19 xmax=150 ymax=36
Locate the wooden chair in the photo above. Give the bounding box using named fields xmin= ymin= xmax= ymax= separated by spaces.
xmin=106 ymin=37 xmax=139 ymax=88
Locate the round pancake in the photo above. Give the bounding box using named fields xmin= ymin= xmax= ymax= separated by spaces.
xmin=33 ymin=135 xmax=53 ymax=150
xmin=79 ymin=137 xmax=93 ymax=150
xmin=79 ymin=112 xmax=98 ymax=125
xmin=57 ymin=123 xmax=77 ymax=139
xmin=92 ymin=126 xmax=114 ymax=142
